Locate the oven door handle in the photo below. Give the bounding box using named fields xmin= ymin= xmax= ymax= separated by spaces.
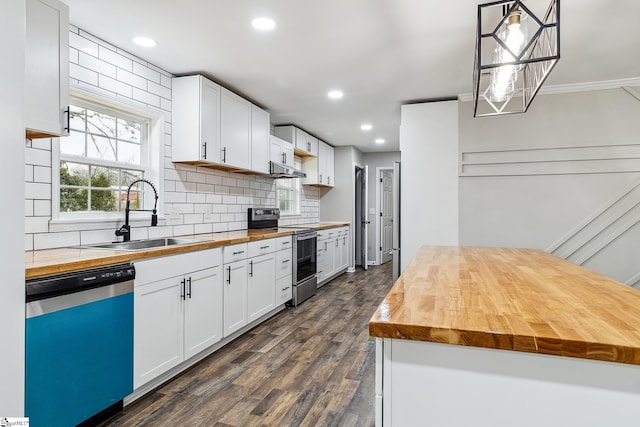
xmin=295 ymin=234 xmax=317 ymax=242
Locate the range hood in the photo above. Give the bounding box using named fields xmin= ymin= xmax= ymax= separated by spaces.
xmin=270 ymin=161 xmax=306 ymax=178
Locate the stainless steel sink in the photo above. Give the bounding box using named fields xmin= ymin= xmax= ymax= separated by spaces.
xmin=83 ymin=238 xmax=208 ymax=251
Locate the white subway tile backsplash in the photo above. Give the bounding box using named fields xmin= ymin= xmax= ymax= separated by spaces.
xmin=99 ymin=75 xmax=132 ymax=97
xmin=25 ymin=148 xmax=51 ymax=167
xmin=148 ymin=81 xmax=171 ymax=100
xmin=116 ymin=68 xmax=147 ymax=90
xmin=132 ymin=88 xmax=160 ymax=107
xmin=70 ymin=63 xmax=99 ymax=86
xmin=25 ymin=182 xmax=51 ymax=200
xmin=25 ymin=217 xmax=50 ymax=234
xmin=79 ymin=51 xmax=116 ymax=78
xmin=33 ymin=166 xmax=52 ymax=184
xmin=98 ymin=46 xmax=133 ymax=72
xmin=160 ymin=74 xmax=172 ymax=88
xmin=24 ymin=26 xmax=319 ymax=251
xmin=33 ymin=200 xmax=51 ymax=217
xmin=132 ymin=61 xmax=160 ymax=84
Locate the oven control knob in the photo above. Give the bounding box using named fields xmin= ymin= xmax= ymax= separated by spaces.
xmin=256 ymin=209 xmax=263 ymax=216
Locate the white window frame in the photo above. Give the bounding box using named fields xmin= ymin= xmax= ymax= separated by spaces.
xmin=51 ymin=84 xmax=165 ymax=227
xmin=276 ymin=159 xmax=302 ymax=216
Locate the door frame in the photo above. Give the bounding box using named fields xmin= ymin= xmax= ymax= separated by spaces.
xmin=376 ymin=166 xmax=394 ymax=265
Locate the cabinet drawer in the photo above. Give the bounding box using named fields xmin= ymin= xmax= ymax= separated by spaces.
xmin=317 ymin=230 xmax=329 ymax=241
xmin=224 ymin=243 xmax=248 ymax=263
xmin=275 ymin=236 xmax=292 ymax=251
xmin=276 ymin=249 xmax=293 ymax=279
xmin=134 ymin=248 xmax=222 ymax=286
xmin=248 ymin=238 xmax=276 ymax=258
xmin=276 ymin=275 xmax=292 ymax=305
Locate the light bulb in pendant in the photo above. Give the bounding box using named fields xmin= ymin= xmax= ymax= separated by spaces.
xmin=489 ymin=8 xmax=526 ymax=102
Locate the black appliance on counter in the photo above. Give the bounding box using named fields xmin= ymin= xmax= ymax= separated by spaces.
xmin=248 ymin=208 xmax=317 ymax=306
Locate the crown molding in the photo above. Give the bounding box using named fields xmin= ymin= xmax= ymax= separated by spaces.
xmin=458 ymin=77 xmax=640 ymax=103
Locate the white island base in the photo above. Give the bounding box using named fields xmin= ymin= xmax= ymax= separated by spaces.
xmin=375 ymin=338 xmax=640 ymax=427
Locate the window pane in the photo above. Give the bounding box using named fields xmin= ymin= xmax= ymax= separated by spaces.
xmin=60 ymin=162 xmax=89 ymax=187
xmin=60 ymin=130 xmax=86 ymax=157
xmin=87 ymin=135 xmax=117 ymax=161
xmin=60 ymin=188 xmax=88 ymax=212
xmin=118 ymin=140 xmax=141 ymax=164
xmin=86 ymin=109 xmax=116 ymax=138
xmin=90 ymin=188 xmax=118 ymax=212
xmin=117 ymin=118 xmax=141 ymax=143
xmin=69 ymin=106 xmax=86 ymax=131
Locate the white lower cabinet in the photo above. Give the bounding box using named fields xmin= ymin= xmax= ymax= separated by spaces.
xmin=317 ymin=226 xmax=350 ymax=286
xmin=133 ymin=248 xmax=223 ymax=389
xmin=223 ymin=258 xmax=248 ymax=337
xmin=248 ymin=253 xmax=276 ymax=322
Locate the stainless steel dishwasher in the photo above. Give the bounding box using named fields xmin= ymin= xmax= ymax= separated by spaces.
xmin=25 ymin=264 xmax=135 ymax=427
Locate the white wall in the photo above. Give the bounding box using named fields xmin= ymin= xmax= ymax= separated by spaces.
xmin=399 ymin=101 xmax=459 ymax=271
xmin=363 ymin=151 xmax=401 ymax=264
xmin=1 ymin=0 xmax=25 ymax=415
xmin=458 ymin=88 xmax=640 ymax=286
xmin=24 ymin=27 xmax=319 ymax=250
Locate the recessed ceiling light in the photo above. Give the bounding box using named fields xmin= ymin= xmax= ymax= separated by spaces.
xmin=252 ymin=17 xmax=276 ymax=31
xmin=327 ymin=90 xmax=344 ymax=100
xmin=360 ymin=123 xmax=372 ymax=131
xmin=375 ymin=138 xmax=385 ymax=144
xmin=132 ymin=36 xmax=157 ymax=47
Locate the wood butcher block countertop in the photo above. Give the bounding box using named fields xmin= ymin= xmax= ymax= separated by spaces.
xmin=289 ymin=222 xmax=350 ymax=230
xmin=25 ymin=229 xmax=294 ymax=279
xmin=369 ymin=246 xmax=640 ymax=365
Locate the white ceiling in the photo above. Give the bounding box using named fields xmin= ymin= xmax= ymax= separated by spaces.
xmin=62 ymin=0 xmax=640 ymax=153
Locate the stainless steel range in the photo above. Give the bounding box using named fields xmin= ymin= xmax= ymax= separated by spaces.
xmin=248 ymin=208 xmax=317 ymax=306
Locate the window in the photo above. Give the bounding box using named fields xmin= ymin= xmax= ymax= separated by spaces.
xmin=53 ymin=88 xmax=164 ymax=222
xmin=276 ymin=160 xmax=302 ymax=215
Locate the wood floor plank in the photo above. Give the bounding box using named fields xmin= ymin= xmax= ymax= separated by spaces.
xmin=101 ymin=262 xmax=392 ymax=426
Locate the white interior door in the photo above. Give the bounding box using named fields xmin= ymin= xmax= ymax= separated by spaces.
xmin=381 ymin=169 xmax=393 ymax=264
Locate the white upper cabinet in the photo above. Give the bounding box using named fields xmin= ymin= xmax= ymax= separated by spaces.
xmin=220 ymin=88 xmax=251 ymax=170
xmin=172 ymin=75 xmax=221 ymax=164
xmin=274 ymin=125 xmax=318 ymax=157
xmin=173 ymin=75 xmax=272 ymax=174
xmin=303 ymin=140 xmax=335 ymax=187
xmin=270 ymin=135 xmax=294 ymax=167
xmin=25 ymin=0 xmax=69 ymax=139
xmin=250 ymin=105 xmax=271 ymax=174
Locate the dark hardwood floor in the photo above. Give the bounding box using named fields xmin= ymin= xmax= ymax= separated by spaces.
xmin=102 ymin=262 xmax=393 ymax=427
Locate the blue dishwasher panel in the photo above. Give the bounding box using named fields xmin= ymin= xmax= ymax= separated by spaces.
xmin=25 ymin=292 xmax=133 ymax=427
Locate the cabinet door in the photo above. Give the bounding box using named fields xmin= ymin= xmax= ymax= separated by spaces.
xmin=184 ymin=266 xmax=223 ymax=359
xmin=247 ymin=253 xmax=276 ymax=322
xmin=220 ymin=88 xmax=251 ymax=169
xmin=325 ymin=144 xmax=335 ymax=187
xmin=341 ymin=234 xmax=350 ymax=270
xmin=276 ymin=248 xmax=293 ymax=280
xmin=332 ymin=237 xmax=341 ymax=276
xmin=25 ymin=0 xmax=69 ymax=138
xmin=270 ymin=137 xmax=284 ymax=164
xmin=223 ymin=260 xmax=248 ymax=337
xmin=134 ymin=277 xmax=183 ymax=389
xmin=201 ymin=78 xmax=221 ymax=162
xmin=282 ymin=141 xmax=294 ymax=167
xmin=317 ymin=141 xmax=327 ymax=184
xmin=251 ymin=105 xmax=270 ymax=174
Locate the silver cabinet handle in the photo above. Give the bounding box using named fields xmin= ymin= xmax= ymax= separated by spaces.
xmin=227 ymin=265 xmax=231 ymax=284
xmin=336 ymin=239 xmax=339 ymax=247
xmin=249 ymin=260 xmax=254 ymax=277
xmin=180 ymin=278 xmax=186 ymax=300
xmin=202 ymin=141 xmax=207 ymax=159
xmin=307 ymin=141 xmax=311 ymax=152
xmin=233 ymin=250 xmax=245 ymax=255
xmin=282 ymin=259 xmax=290 ymax=263
xmin=186 ymin=277 xmax=192 ymax=299
xmin=328 ymin=176 xmax=331 ymax=185
xmin=222 ymin=147 xmax=227 ymax=163
xmin=319 ymin=174 xmax=322 ymax=183
xmin=260 ymin=245 xmax=270 ymax=250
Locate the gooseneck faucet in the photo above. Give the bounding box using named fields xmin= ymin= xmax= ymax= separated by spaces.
xmin=115 ymin=179 xmax=158 ymax=242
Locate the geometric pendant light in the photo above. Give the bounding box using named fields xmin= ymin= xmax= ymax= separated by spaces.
xmin=473 ymin=0 xmax=560 ymax=117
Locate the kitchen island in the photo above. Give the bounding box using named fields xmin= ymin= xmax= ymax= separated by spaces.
xmin=369 ymin=246 xmax=640 ymax=427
